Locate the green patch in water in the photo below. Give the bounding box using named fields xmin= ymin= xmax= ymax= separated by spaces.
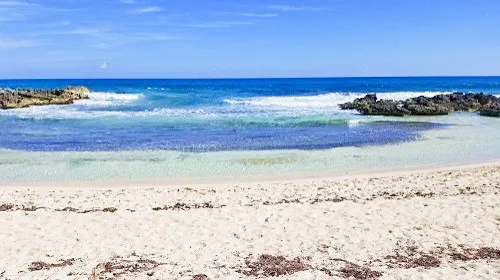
xmin=237 ymin=156 xmax=297 ymax=166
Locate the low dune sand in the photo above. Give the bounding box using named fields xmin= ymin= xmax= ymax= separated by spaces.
xmin=1 ymin=164 xmax=500 ymax=280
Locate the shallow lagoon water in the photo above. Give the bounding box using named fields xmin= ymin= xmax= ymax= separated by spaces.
xmin=1 ymin=77 xmax=499 ymax=184
xmin=0 ymin=114 xmax=499 ymax=184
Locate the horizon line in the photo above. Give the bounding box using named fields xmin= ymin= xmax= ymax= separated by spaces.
xmin=1 ymin=75 xmax=500 ymax=81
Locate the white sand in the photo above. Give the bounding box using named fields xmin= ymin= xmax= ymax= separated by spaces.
xmin=1 ymin=164 xmax=500 ymax=280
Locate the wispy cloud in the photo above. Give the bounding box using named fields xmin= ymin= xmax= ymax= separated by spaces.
xmin=240 ymin=13 xmax=279 ymax=18
xmin=129 ymin=33 xmax=177 ymax=41
xmin=53 ymin=20 xmax=70 ymax=26
xmin=0 ymin=1 xmax=82 ymax=18
xmin=217 ymin=12 xmax=279 ymax=18
xmin=49 ymin=28 xmax=102 ymax=36
xmin=128 ymin=6 xmax=163 ymax=14
xmin=0 ymin=13 xmax=24 ymax=21
xmin=268 ymin=4 xmax=326 ymax=12
xmin=0 ymin=1 xmax=37 ymax=7
xmin=187 ymin=21 xmax=254 ymax=29
xmin=91 ymin=32 xmax=178 ymax=49
xmin=0 ymin=38 xmax=41 ymax=48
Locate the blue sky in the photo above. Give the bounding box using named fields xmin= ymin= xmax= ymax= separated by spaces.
xmin=0 ymin=0 xmax=499 ymax=78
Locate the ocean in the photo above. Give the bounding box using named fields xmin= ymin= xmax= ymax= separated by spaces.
xmin=1 ymin=77 xmax=500 ymax=183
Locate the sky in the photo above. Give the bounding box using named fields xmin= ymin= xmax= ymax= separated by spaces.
xmin=0 ymin=0 xmax=499 ymax=78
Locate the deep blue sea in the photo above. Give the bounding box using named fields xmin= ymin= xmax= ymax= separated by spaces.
xmin=1 ymin=77 xmax=500 ymax=152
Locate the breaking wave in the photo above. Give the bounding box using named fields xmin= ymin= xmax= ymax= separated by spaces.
xmin=0 ymin=91 xmax=460 ymax=120
xmin=78 ymin=92 xmax=143 ymax=106
xmin=223 ymin=91 xmax=454 ymax=109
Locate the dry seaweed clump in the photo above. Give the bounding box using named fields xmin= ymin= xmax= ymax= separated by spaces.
xmin=29 ymin=259 xmax=76 ymax=271
xmin=385 ymin=244 xmax=500 ymax=270
xmin=237 ymin=254 xmax=310 ymax=277
xmin=102 ymin=207 xmax=118 ymax=213
xmin=385 ymin=246 xmax=441 ymax=269
xmin=338 ymin=264 xmax=383 ymax=279
xmin=400 ymin=255 xmax=441 ymax=269
xmin=90 ymin=257 xmax=162 ymax=280
xmin=0 ymin=203 xmax=42 ymax=212
xmin=446 ymin=246 xmax=500 ymax=261
xmin=192 ymin=274 xmax=209 ymax=280
xmin=56 ymin=207 xmax=117 ymax=213
xmin=0 ymin=204 xmax=117 ymax=213
xmin=152 ymin=202 xmax=224 ymax=211
xmin=0 ymin=203 xmax=15 ymax=211
xmin=320 ymin=259 xmax=383 ymax=280
xmin=470 ymin=247 xmax=500 ymax=259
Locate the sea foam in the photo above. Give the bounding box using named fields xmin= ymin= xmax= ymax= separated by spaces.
xmin=79 ymin=92 xmax=143 ymax=106
xmin=223 ymin=91 xmax=454 ymax=109
xmin=0 ymin=92 xmax=142 ymax=119
xmin=0 ymin=91 xmax=458 ymax=120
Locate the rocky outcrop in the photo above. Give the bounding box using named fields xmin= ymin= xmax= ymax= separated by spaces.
xmin=0 ymin=86 xmax=90 ymax=109
xmin=339 ymin=92 xmax=499 ymax=117
xmin=339 ymin=94 xmax=411 ymax=116
xmin=479 ymin=102 xmax=500 ymax=117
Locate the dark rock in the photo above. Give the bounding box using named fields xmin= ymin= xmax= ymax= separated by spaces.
xmin=479 ymin=101 xmax=500 ymax=117
xmin=340 ymin=94 xmax=411 ymax=116
xmin=0 ymin=86 xmax=90 ymax=109
xmin=340 ymin=94 xmax=378 ymax=110
xmin=359 ymin=100 xmax=411 ymax=117
xmin=339 ymin=92 xmax=499 ymax=117
xmin=404 ymin=95 xmax=452 ymax=115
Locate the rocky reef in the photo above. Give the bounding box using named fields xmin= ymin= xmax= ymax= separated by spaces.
xmin=480 ymin=102 xmax=500 ymax=117
xmin=339 ymin=92 xmax=500 ymax=117
xmin=0 ymin=86 xmax=90 ymax=109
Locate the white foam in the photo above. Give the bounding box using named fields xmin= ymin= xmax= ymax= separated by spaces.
xmin=0 ymin=105 xmax=129 ymax=120
xmin=77 ymin=92 xmax=142 ymax=107
xmin=0 ymin=91 xmax=487 ymax=120
xmin=347 ymin=119 xmax=362 ymax=127
xmin=0 ymin=103 xmax=223 ymax=120
xmin=224 ymin=91 xmax=453 ymax=109
xmin=0 ymin=91 xmax=143 ymax=120
xmin=88 ymin=92 xmax=142 ymax=102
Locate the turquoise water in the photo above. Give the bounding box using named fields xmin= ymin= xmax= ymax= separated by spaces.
xmin=0 ymin=77 xmax=499 ymax=183
xmin=1 ymin=77 xmax=500 ymax=151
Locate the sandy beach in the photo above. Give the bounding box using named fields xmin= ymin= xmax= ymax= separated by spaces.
xmin=1 ymin=163 xmax=499 ymax=280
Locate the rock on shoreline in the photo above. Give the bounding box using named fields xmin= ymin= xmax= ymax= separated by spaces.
xmin=0 ymin=86 xmax=90 ymax=109
xmin=339 ymin=92 xmax=500 ymax=117
xmin=480 ymin=102 xmax=500 ymax=117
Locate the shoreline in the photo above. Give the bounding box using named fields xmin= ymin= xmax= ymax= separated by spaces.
xmin=2 ymin=157 xmax=500 ymax=188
